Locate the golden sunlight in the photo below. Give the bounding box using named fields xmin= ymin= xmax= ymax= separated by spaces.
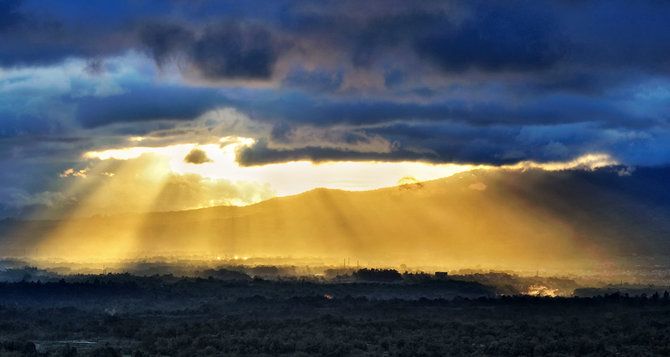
xmin=83 ymin=136 xmax=480 ymax=198
xmin=23 ymin=135 xmax=617 ymax=265
xmin=83 ymin=136 xmax=619 ymax=207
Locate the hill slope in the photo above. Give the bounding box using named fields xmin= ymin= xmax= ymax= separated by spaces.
xmin=2 ymin=166 xmax=670 ymax=270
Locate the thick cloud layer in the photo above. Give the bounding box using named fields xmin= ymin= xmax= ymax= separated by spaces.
xmin=2 ymin=0 xmax=670 ymax=215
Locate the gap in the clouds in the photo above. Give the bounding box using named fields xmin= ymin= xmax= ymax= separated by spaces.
xmin=72 ymin=135 xmax=620 ymax=217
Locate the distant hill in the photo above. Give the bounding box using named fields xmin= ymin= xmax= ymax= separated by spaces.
xmin=2 ymin=166 xmax=670 ymax=271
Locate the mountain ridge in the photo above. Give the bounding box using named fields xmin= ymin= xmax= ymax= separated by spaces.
xmin=2 ymin=166 xmax=669 ymax=271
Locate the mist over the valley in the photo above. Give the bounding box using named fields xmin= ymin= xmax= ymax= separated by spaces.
xmin=3 ymin=166 xmax=669 ymax=276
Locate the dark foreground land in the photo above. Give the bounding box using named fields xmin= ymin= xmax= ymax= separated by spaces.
xmin=0 ymin=272 xmax=669 ymax=357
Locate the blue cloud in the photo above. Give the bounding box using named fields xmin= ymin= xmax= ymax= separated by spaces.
xmin=0 ymin=0 xmax=670 ymax=171
xmin=73 ymin=83 xmax=224 ymax=128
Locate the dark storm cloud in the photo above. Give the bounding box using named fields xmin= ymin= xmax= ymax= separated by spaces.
xmin=140 ymin=22 xmax=281 ymax=80
xmin=73 ymin=84 xmax=224 ymax=128
xmin=139 ymin=23 xmax=194 ymax=66
xmin=239 ymin=120 xmax=665 ymax=166
xmin=0 ymin=0 xmax=22 ymax=31
xmin=282 ymin=68 xmax=344 ymax=93
xmin=231 ymin=90 xmax=644 ymax=129
xmin=1 ymin=0 xmax=668 ymax=80
xmin=67 ymin=81 xmax=646 ymax=131
xmin=238 ymin=139 xmax=429 ymax=166
xmin=0 ymin=0 xmax=285 ymax=77
xmin=0 ymin=113 xmax=66 ymax=137
xmin=1 ymin=0 xmax=670 ymax=169
xmin=238 ymin=123 xmax=517 ymax=166
xmin=0 ymin=0 xmax=136 ymax=67
xmin=413 ymin=3 xmax=566 ymax=73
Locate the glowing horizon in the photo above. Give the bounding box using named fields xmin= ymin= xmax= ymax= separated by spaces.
xmin=77 ymin=135 xmax=620 ymax=212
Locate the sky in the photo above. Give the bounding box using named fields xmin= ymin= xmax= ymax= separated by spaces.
xmin=1 ymin=0 xmax=670 ymax=218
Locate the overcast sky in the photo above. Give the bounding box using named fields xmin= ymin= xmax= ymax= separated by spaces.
xmin=1 ymin=0 xmax=670 ymax=217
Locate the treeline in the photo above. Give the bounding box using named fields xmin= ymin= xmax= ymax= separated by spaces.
xmin=4 ymin=293 xmax=670 ymax=356
xmin=0 ymin=279 xmax=140 ymax=298
xmin=3 ymin=265 xmax=670 ymax=301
